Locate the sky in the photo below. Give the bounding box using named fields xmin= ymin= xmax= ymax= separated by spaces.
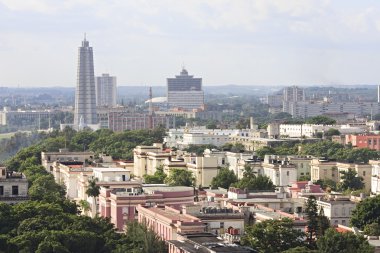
xmin=1 ymin=0 xmax=380 ymax=87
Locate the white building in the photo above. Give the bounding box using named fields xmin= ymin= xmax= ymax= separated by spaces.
xmin=316 ymin=195 xmax=356 ymax=226
xmin=96 ymin=73 xmax=117 ymax=107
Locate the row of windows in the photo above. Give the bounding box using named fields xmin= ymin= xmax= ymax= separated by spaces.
xmin=0 ymin=185 xmax=19 ymax=195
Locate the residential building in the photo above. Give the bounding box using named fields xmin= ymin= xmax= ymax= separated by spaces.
xmin=133 ymin=144 xmax=170 ymax=177
xmin=168 ymin=233 xmax=255 ymax=253
xmin=262 ymin=156 xmax=297 ymax=186
xmin=167 ymin=68 xmax=204 ymax=111
xmin=288 ymin=181 xmax=325 ymax=198
xmin=336 ymin=162 xmax=372 ymax=191
xmin=310 ymin=158 xmax=339 ymax=182
xmin=186 ymin=156 xmax=219 ymax=187
xmin=96 ymin=73 xmax=117 ymax=107
xmin=370 ymin=160 xmax=380 ymax=195
xmin=346 ymin=134 xmax=380 ymax=151
xmin=41 ymin=149 xmax=95 ymax=172
xmin=0 ymin=167 xmax=28 ymax=204
xmin=74 ymin=36 xmax=98 ymax=130
xmin=316 ymin=194 xmax=356 ymax=226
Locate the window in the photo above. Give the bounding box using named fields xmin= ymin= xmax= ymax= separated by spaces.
xmin=1 ymin=170 xmax=5 ymax=176
xmin=122 ymin=175 xmax=126 ymax=181
xmin=222 ymin=158 xmax=225 ymax=165
xmin=342 ymin=220 xmax=346 ymax=225
xmin=369 ymin=140 xmax=372 ymax=145
xmin=220 ymin=222 xmax=224 ymax=228
xmin=12 ymin=186 xmax=18 ymax=195
xmin=0 ymin=186 xmax=3 ymax=195
xmin=286 ymin=171 xmax=289 ymax=176
xmin=363 ymin=171 xmax=366 ymax=177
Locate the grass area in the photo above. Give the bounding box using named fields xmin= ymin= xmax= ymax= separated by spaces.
xmin=0 ymin=132 xmax=17 ymax=140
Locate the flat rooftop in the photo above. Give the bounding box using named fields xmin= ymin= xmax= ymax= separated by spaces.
xmin=92 ymin=167 xmax=130 ymax=172
xmin=143 ymin=186 xmax=193 ymax=193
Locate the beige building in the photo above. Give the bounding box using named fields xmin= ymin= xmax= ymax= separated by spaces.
xmin=0 ymin=167 xmax=28 ymax=204
xmin=336 ymin=162 xmax=372 ymax=191
xmin=133 ymin=143 xmax=169 ymax=177
xmin=310 ymin=159 xmax=339 ymax=182
xmin=186 ymin=156 xmax=219 ymax=187
xmin=41 ymin=149 xmax=95 ymax=172
xmin=316 ymin=194 xmax=356 ymax=226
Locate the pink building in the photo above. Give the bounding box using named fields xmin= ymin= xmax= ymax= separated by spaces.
xmin=99 ymin=185 xmax=195 ymax=231
xmin=137 ymin=205 xmax=205 ymax=241
xmin=288 ymin=181 xmax=325 ymax=198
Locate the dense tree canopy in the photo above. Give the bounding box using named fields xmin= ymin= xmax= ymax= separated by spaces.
xmin=165 ymin=168 xmax=195 ymax=187
xmin=143 ymin=165 xmax=167 ymax=184
xmin=305 ymin=116 xmax=336 ymax=125
xmin=241 ymin=218 xmax=305 ymax=253
xmin=316 ymin=228 xmax=373 ymax=253
xmin=0 ymin=128 xmax=168 ymax=253
xmin=338 ymin=168 xmax=364 ymax=191
xmin=350 ymin=195 xmax=380 ymax=230
xmin=232 ymin=166 xmax=275 ymax=191
xmin=210 ymin=167 xmax=238 ymax=189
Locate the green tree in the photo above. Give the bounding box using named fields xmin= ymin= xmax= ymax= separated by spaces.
xmin=210 ymin=167 xmax=238 ymax=189
xmin=305 ymin=116 xmax=336 ymax=125
xmin=351 ymin=195 xmax=380 ymax=230
xmin=28 ymin=174 xmax=66 ymax=202
xmin=233 ymin=166 xmax=275 ymax=191
xmin=316 ymin=228 xmax=374 ymax=253
xmin=165 ymin=168 xmax=195 ymax=187
xmin=338 ymin=168 xmax=364 ymax=191
xmin=86 ymin=178 xmax=100 ymax=217
xmin=324 ymin=128 xmax=341 ymax=137
xmin=364 ymin=223 xmax=380 ymax=236
xmin=143 ymin=165 xmax=167 ymax=184
xmin=305 ymin=196 xmax=319 ymax=245
xmin=241 ymin=218 xmax=305 ymax=253
xmin=282 ymin=247 xmax=318 ymax=253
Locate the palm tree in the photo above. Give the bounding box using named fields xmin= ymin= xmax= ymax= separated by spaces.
xmin=86 ymin=178 xmax=100 ymax=217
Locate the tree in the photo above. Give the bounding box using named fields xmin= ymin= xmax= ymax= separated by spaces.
xmin=165 ymin=169 xmax=195 ymax=187
xmin=210 ymin=167 xmax=238 ymax=189
xmin=338 ymin=168 xmax=364 ymax=191
xmin=364 ymin=223 xmax=380 ymax=236
xmin=305 ymin=116 xmax=336 ymax=125
xmin=305 ymin=196 xmax=319 ymax=245
xmin=282 ymin=247 xmax=318 ymax=253
xmin=317 ymin=207 xmax=330 ymax=238
xmin=143 ymin=165 xmax=167 ymax=184
xmin=350 ymin=195 xmax=380 ymax=230
xmin=324 ymin=128 xmax=341 ymax=137
xmin=28 ymin=175 xmax=66 ymax=202
xmin=316 ymin=228 xmax=374 ymax=253
xmin=241 ymin=218 xmax=305 ymax=253
xmin=86 ymin=178 xmax=100 ymax=217
xmin=233 ymin=166 xmax=275 ymax=191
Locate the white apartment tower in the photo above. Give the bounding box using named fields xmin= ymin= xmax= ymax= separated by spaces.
xmin=167 ymin=68 xmax=204 ymax=111
xmin=74 ymin=36 xmax=97 ymax=129
xmin=96 ymin=73 xmax=117 ymax=107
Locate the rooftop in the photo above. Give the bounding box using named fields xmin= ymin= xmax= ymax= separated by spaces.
xmin=143 ymin=186 xmax=193 ymax=193
xmin=92 ymin=167 xmax=130 ymax=173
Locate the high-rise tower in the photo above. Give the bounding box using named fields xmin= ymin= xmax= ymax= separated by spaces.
xmin=74 ymin=36 xmax=97 ymax=129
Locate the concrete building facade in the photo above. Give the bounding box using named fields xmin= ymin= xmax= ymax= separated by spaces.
xmin=96 ymin=73 xmax=117 ymax=107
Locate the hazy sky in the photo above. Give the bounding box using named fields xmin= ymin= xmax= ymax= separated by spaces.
xmin=1 ymin=0 xmax=380 ymax=87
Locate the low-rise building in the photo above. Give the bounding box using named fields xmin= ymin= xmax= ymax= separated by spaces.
xmin=346 ymin=134 xmax=380 ymax=151
xmin=102 ymin=186 xmax=195 ymax=231
xmin=316 ymin=194 xmax=356 ymax=226
xmin=0 ymin=167 xmax=28 ymax=204
xmin=41 ymin=149 xmax=95 ymax=172
xmin=137 ymin=205 xmax=205 ymax=241
xmin=310 ymin=158 xmax=338 ymax=182
xmin=133 ymin=143 xmax=169 ymax=177
xmin=336 ymin=162 xmax=372 ymax=191
xmin=168 ymin=233 xmax=255 ymax=253
xmin=186 ymin=156 xmax=218 ymax=187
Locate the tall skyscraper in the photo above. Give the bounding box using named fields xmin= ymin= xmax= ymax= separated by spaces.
xmin=167 ymin=68 xmax=204 ymax=111
xmin=96 ymin=73 xmax=117 ymax=107
xmin=74 ymin=36 xmax=97 ymax=129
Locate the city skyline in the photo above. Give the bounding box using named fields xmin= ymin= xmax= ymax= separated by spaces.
xmin=1 ymin=1 xmax=380 ymax=87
